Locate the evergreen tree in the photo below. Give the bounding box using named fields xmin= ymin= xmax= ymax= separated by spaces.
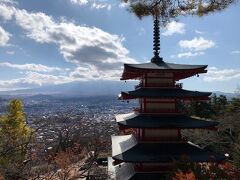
xmin=210 ymin=94 xmax=227 ymax=115
xmin=0 ymin=99 xmax=33 ymax=178
xmin=123 ymin=0 xmax=237 ymax=22
xmin=227 ymin=97 xmax=240 ymax=113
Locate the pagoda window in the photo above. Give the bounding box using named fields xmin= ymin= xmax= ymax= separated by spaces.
xmin=145 ymin=102 xmax=175 ymax=113
xmin=143 ymin=129 xmax=179 ymax=141
xmin=146 ymin=102 xmax=175 ymax=109
xmin=145 ymin=98 xmax=175 ymax=102
xmin=147 ymin=73 xmax=173 ymax=78
xmin=145 ymin=78 xmax=174 ymax=87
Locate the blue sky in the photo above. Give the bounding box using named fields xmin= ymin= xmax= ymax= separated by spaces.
xmin=0 ymin=0 xmax=239 ymax=93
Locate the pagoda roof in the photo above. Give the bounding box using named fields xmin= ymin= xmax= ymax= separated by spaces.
xmin=112 ymin=135 xmax=225 ymax=163
xmin=108 ymin=157 xmax=135 ymax=180
xmin=121 ymin=88 xmax=211 ymax=100
xmin=108 ymin=157 xmax=167 ymax=180
xmin=121 ymin=61 xmax=207 ymax=80
xmin=116 ymin=112 xmax=218 ymax=129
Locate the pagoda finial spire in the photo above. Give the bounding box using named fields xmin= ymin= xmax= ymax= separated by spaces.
xmin=151 ymin=15 xmax=162 ymax=62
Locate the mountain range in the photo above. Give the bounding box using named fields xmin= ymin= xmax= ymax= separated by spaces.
xmin=0 ymin=81 xmax=237 ymax=99
xmin=0 ymin=81 xmax=137 ymax=97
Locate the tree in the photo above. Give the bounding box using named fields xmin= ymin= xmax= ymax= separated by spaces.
xmin=171 ymin=157 xmax=239 ymax=179
xmin=184 ymin=95 xmax=240 ymax=171
xmin=27 ymin=114 xmax=109 ymax=180
xmin=0 ymin=99 xmax=34 ymax=179
xmin=123 ymin=0 xmax=237 ymax=23
xmin=235 ymin=86 xmax=240 ymax=98
xmin=226 ymin=97 xmax=240 ymax=113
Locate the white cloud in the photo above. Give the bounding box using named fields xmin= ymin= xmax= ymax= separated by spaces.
xmin=91 ymin=2 xmax=111 ymax=10
xmin=0 ymin=0 xmax=17 ymax=4
xmin=0 ymin=62 xmax=62 ymax=72
xmin=173 ymin=37 xmax=215 ymax=58
xmin=70 ymin=66 xmax=121 ymax=80
xmin=0 ymin=78 xmax=26 ymax=91
xmin=119 ymin=2 xmax=129 ymax=8
xmin=6 ymin=51 xmax=14 ymax=55
xmin=195 ymin=30 xmax=204 ymax=34
xmin=0 ymin=26 xmax=11 ymax=46
xmin=208 ymin=66 xmax=217 ymax=70
xmin=179 ymin=37 xmax=215 ymax=51
xmin=204 ymin=67 xmax=240 ymax=82
xmin=172 ymin=51 xmax=205 ymax=58
xmin=70 ymin=0 xmax=88 ymax=6
xmin=23 ymin=71 xmax=73 ymax=85
xmin=0 ymin=65 xmax=122 ymax=91
xmin=0 ymin=71 xmax=75 ymax=91
xmin=162 ymin=21 xmax=185 ymax=36
xmin=0 ymin=4 xmax=136 ymax=82
xmin=0 ymin=3 xmax=15 ymax=20
xmin=231 ymin=50 xmax=240 ymax=54
xmin=69 ymin=0 xmax=111 ymax=10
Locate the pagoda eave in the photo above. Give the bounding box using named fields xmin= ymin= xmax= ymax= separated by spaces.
xmin=120 ymin=88 xmax=211 ymax=100
xmin=115 ymin=113 xmax=219 ymax=129
xmin=112 ymin=142 xmax=226 ymax=163
xmin=118 ymin=125 xmax=218 ymax=131
xmin=121 ymin=63 xmax=207 ymax=80
xmin=121 ymin=93 xmax=210 ymax=100
xmin=121 ymin=70 xmax=207 ymax=81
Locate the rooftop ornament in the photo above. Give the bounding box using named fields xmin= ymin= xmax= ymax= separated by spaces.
xmin=151 ymin=15 xmax=163 ymax=62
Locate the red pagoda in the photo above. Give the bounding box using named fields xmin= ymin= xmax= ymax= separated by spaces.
xmin=108 ymin=17 xmax=225 ymax=179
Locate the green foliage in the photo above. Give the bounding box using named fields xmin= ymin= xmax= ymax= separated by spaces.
xmin=211 ymin=94 xmax=227 ymax=115
xmin=0 ymin=99 xmax=34 ymax=175
xmin=185 ymin=94 xmax=228 ymax=118
xmin=226 ymin=98 xmax=240 ymax=113
xmin=184 ymin=94 xmax=240 ymax=169
xmin=188 ymin=101 xmax=213 ymax=118
xmin=123 ymin=0 xmax=237 ymax=24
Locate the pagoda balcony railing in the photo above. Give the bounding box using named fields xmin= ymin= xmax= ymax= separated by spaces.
xmin=134 ymin=108 xmax=182 ymax=114
xmin=139 ymin=135 xmax=188 ymax=142
xmin=145 ymin=83 xmax=175 ymax=88
xmin=135 ymin=83 xmax=183 ymax=89
xmin=143 ymin=136 xmax=182 ymax=141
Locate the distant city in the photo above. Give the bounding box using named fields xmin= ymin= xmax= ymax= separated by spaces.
xmin=0 ymin=95 xmax=137 ymax=151
xmin=0 ymin=91 xmax=237 ymax=151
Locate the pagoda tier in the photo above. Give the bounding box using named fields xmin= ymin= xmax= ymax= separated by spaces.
xmin=108 ymin=158 xmax=166 ymax=180
xmin=120 ymin=88 xmax=211 ymax=100
xmin=116 ymin=112 xmax=218 ymax=129
xmin=108 ymin=158 xmax=167 ymax=180
xmin=112 ymin=135 xmax=225 ymax=164
xmin=121 ymin=61 xmax=207 ymax=80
